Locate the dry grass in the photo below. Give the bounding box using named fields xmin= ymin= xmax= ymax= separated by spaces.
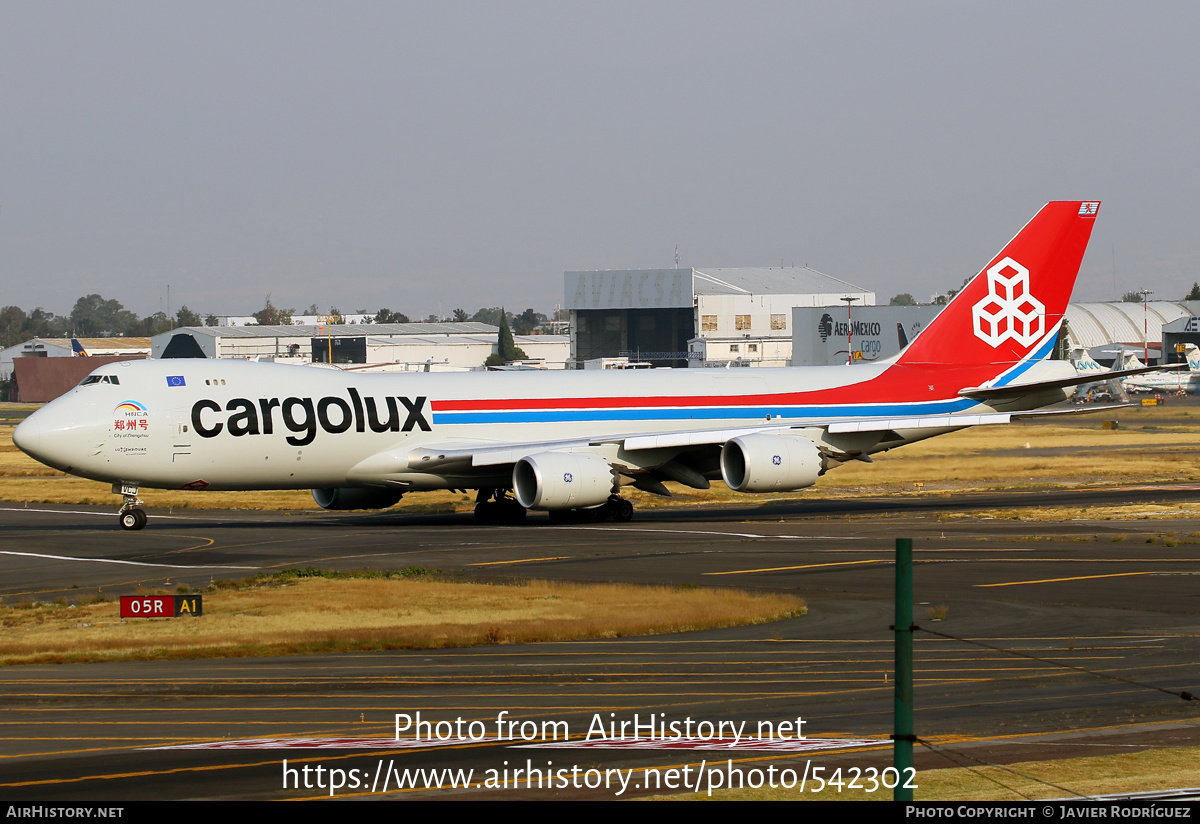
xmin=650 ymin=745 xmax=1200 ymax=801
xmin=0 ymin=574 xmax=806 ymax=666
xmin=942 ymin=502 xmax=1200 ymax=522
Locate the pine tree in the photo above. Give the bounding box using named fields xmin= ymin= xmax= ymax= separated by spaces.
xmin=497 ymin=309 xmax=527 ymax=362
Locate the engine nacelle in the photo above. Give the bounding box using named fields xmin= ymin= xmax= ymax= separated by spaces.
xmin=513 ymin=452 xmax=615 ymax=510
xmin=720 ymin=434 xmax=825 ymax=493
xmin=311 ymin=487 xmax=404 ymax=511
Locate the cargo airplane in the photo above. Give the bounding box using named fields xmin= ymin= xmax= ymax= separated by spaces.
xmin=15 ymin=201 xmax=1122 ymax=530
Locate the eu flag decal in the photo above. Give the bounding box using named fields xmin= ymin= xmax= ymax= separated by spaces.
xmin=166 ymin=376 xmax=186 ymax=387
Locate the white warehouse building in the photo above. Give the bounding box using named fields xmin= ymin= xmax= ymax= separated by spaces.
xmin=565 ymin=267 xmax=874 ymax=368
xmin=151 ymin=323 xmax=570 ymax=371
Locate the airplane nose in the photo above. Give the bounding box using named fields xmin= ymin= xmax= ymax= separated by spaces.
xmin=11 ymin=403 xmax=100 ymax=473
xmin=12 ymin=416 xmax=41 ymax=456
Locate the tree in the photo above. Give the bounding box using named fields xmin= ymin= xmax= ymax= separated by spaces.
xmin=251 ymin=295 xmax=294 ymax=326
xmin=471 ymin=307 xmax=506 ymax=326
xmin=28 ymin=307 xmax=69 ymax=339
xmin=496 ymin=309 xmax=527 ymax=362
xmin=142 ymin=311 xmax=176 ymax=336
xmin=1121 ymin=290 xmax=1145 ymax=303
xmin=204 ymin=313 xmax=219 ymax=327
xmin=1186 ymin=283 xmax=1200 ymax=301
xmin=175 ymin=306 xmax=202 ymax=327
xmin=326 ymin=306 xmax=344 ymax=324
xmin=512 ymin=308 xmax=546 ymax=335
xmin=374 ymin=308 xmax=410 ymax=324
xmin=889 ymin=293 xmax=917 ymax=306
xmin=452 ymin=308 xmax=470 ymax=322
xmin=1053 ymin=319 xmax=1072 ymax=361
xmin=0 ymin=306 xmax=29 ymax=348
xmin=70 ymin=294 xmax=139 ymax=337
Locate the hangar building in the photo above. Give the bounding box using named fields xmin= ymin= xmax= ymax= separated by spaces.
xmin=151 ymin=323 xmax=570 ymax=370
xmin=791 ymin=300 xmax=1200 ymax=367
xmin=565 ymin=267 xmax=874 ymax=368
xmin=1 ymin=337 xmax=151 ymax=383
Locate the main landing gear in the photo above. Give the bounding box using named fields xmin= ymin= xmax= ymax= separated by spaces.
xmin=115 ymin=483 xmax=147 ymax=531
xmin=547 ymin=495 xmax=634 ymax=524
xmin=473 ymin=490 xmax=635 ymax=525
xmin=474 ymin=489 xmax=527 ymax=525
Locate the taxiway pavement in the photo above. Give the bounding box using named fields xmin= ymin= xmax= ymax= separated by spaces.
xmin=2 ymin=487 xmax=1199 ymax=800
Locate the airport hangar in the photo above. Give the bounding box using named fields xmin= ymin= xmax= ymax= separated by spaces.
xmin=0 ymin=336 xmax=151 ymax=383
xmin=150 ymin=322 xmax=571 ymax=371
xmin=565 ymin=266 xmax=875 ymax=369
xmin=791 ymin=300 xmax=1200 ymax=367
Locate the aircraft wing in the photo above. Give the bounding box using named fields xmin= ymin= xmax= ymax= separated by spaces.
xmin=394 ymin=411 xmax=1014 ymax=473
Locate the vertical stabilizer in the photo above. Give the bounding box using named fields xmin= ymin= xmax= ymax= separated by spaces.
xmin=897 ymin=202 xmax=1100 ymax=373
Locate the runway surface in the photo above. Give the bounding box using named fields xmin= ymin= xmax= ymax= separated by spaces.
xmin=2 ymin=486 xmax=1200 ymax=800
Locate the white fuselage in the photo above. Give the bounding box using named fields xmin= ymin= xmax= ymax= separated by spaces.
xmin=14 ymin=356 xmax=1057 ymax=494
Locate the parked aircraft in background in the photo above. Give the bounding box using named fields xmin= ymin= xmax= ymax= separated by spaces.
xmin=16 ymin=201 xmax=1144 ymax=530
xmin=1069 ymin=346 xmax=1127 ymax=403
xmin=1123 ymin=344 xmax=1200 ymax=394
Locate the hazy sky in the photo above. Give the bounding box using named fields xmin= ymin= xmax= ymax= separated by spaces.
xmin=3 ymin=1 xmax=1197 ymax=320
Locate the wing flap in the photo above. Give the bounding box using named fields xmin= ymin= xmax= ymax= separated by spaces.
xmin=827 ymin=413 xmax=1010 ymax=433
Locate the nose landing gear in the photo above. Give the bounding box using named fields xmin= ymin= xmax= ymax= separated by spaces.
xmin=114 ymin=483 xmax=147 ymax=531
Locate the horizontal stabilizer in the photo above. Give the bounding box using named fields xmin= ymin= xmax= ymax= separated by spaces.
xmin=960 ymin=364 xmax=1186 ymax=400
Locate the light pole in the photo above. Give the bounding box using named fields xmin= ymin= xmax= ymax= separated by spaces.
xmin=1140 ymin=290 xmax=1152 ymax=363
xmin=841 ymin=296 xmax=859 ymax=365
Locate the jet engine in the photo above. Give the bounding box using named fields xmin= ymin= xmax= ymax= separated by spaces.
xmin=311 ymin=487 xmax=404 ymax=511
xmin=513 ymin=452 xmax=615 ymax=510
xmin=720 ymin=434 xmax=825 ymax=493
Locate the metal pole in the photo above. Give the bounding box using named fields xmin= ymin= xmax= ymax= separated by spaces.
xmin=841 ymin=296 xmax=858 ymax=365
xmin=1141 ymin=290 xmax=1152 ymax=363
xmin=894 ymin=537 xmax=914 ymax=801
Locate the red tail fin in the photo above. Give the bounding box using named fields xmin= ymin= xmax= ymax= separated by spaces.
xmin=897 ymin=201 xmax=1099 ymax=369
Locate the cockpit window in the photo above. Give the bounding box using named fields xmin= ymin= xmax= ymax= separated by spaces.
xmin=81 ymin=376 xmax=102 ymax=385
xmin=80 ymin=375 xmax=120 ymax=386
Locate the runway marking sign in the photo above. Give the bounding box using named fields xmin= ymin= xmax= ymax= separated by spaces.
xmin=120 ymin=595 xmax=203 ymax=618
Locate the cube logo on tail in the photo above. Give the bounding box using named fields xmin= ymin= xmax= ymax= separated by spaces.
xmin=971 ymin=257 xmax=1045 ymax=348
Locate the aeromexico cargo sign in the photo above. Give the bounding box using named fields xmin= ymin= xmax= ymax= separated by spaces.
xmin=191 ymin=391 xmax=431 ymax=446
